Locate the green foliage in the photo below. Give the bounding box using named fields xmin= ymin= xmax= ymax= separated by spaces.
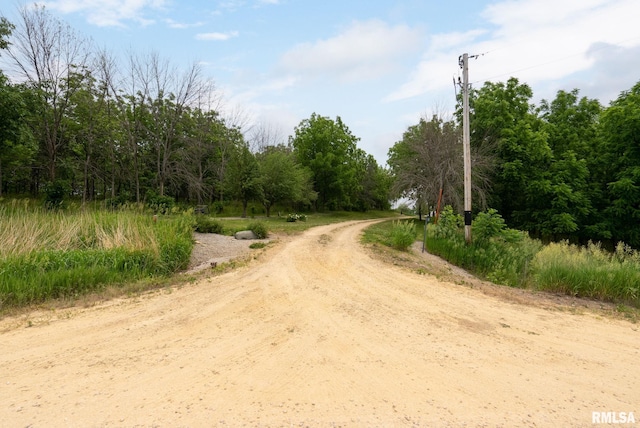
xmin=44 ymin=180 xmax=71 ymax=210
xmin=146 ymin=191 xmax=175 ymax=214
xmin=0 ymin=17 xmax=14 ymax=52
xmin=226 ymin=144 xmax=262 ymax=218
xmin=257 ymin=145 xmax=317 ymax=217
xmin=473 ymin=208 xmax=522 ymax=243
xmin=195 ymin=216 xmax=224 ymax=234
xmin=286 ymin=213 xmax=307 ymax=222
xmin=290 ymin=113 xmax=364 ymax=210
xmin=532 ymin=241 xmax=640 ymax=306
xmin=0 ymin=206 xmax=194 ymax=307
xmin=247 ymin=221 xmax=268 ymax=239
xmin=389 ymin=220 xmax=417 ymax=251
xmin=469 ymin=78 xmax=553 ymax=233
xmin=388 ymin=115 xmax=491 ymax=212
xmin=427 ymin=206 xmax=541 ymax=287
xmin=599 ymin=81 xmax=640 ymax=248
xmin=431 ymin=206 xmax=463 ymax=239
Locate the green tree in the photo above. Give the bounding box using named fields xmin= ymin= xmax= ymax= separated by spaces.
xmin=599 ymin=81 xmax=640 ymax=247
xmin=226 ymin=143 xmax=262 ymax=218
xmin=257 ymin=145 xmax=316 ymax=216
xmin=8 ymin=4 xmax=91 ymax=182
xmin=469 ymin=78 xmax=553 ymax=233
xmin=290 ymin=113 xmax=361 ymax=210
xmin=0 ymin=17 xmax=14 ymax=51
xmin=538 ymin=89 xmax=602 ymax=240
xmin=356 ymin=154 xmax=392 ymax=211
xmin=0 ymin=77 xmax=36 ymax=196
xmin=0 ymin=18 xmax=36 ymax=196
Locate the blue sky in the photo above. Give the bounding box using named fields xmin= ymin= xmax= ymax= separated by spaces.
xmin=2 ymin=0 xmax=640 ymax=165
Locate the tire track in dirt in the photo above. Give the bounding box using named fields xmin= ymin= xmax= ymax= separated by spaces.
xmin=1 ymin=219 xmax=639 ymax=427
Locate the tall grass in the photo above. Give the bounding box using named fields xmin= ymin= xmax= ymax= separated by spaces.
xmin=532 ymin=241 xmax=640 ymax=305
xmin=425 ymin=207 xmax=542 ymax=288
xmin=421 ymin=206 xmax=640 ymax=307
xmin=0 ymin=200 xmax=194 ymax=308
xmin=389 ymin=220 xmax=416 ymax=250
xmin=361 ymin=219 xmax=417 ymax=251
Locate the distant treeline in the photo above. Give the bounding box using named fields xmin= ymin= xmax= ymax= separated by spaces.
xmin=0 ymin=8 xmax=391 ymax=215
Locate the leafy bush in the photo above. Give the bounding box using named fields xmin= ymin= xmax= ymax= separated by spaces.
xmin=106 ymin=192 xmax=132 ymax=210
xmin=195 ymin=216 xmax=224 ymax=234
xmin=286 ymin=213 xmax=307 ymax=222
xmin=389 ymin=220 xmax=416 ymax=251
xmin=248 ymin=221 xmax=268 ymax=239
xmin=431 ymin=206 xmax=463 ymax=239
xmin=146 ymin=191 xmax=175 ymax=214
xmin=474 ymin=208 xmax=523 ymax=243
xmin=426 ymin=206 xmax=541 ymax=288
xmin=44 ymin=180 xmax=71 ymax=210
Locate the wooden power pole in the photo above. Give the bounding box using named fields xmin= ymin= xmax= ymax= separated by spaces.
xmin=460 ymin=53 xmax=472 ymax=244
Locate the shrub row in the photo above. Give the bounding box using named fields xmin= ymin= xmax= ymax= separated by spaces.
xmin=425 ymin=206 xmax=640 ymax=307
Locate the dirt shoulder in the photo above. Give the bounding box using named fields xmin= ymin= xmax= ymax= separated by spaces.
xmin=1 ymin=220 xmax=638 ymax=427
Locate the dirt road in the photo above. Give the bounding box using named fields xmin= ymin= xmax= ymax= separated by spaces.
xmin=1 ymin=220 xmax=639 ymax=427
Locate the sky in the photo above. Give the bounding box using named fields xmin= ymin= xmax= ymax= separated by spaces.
xmin=2 ymin=0 xmax=640 ymax=165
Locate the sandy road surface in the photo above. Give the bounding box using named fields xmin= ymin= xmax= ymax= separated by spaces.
xmin=1 ymin=220 xmax=639 ymax=427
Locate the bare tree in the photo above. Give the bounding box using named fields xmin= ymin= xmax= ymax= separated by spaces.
xmin=248 ymin=119 xmax=286 ymax=152
xmin=388 ymin=113 xmax=493 ymax=214
xmin=7 ymin=4 xmax=91 ymax=181
xmin=131 ymin=51 xmax=207 ymax=196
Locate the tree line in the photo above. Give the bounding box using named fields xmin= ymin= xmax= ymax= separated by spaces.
xmin=389 ymin=77 xmax=640 ymax=249
xmin=0 ymin=7 xmax=391 ymax=214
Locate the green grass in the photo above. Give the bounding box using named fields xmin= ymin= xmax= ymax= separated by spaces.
xmin=419 ymin=206 xmax=640 ymax=308
xmin=0 ymin=200 xmax=194 ymax=309
xmin=532 ymin=241 xmax=640 ymax=305
xmin=206 ymin=210 xmax=399 ymax=236
xmin=361 ymin=219 xmax=417 ymax=251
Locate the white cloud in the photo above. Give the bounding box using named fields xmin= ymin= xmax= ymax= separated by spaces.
xmin=42 ymin=0 xmax=168 ymax=27
xmin=278 ymin=19 xmax=424 ymax=83
xmin=196 ymin=31 xmax=239 ymax=41
xmin=385 ymin=0 xmax=640 ymax=104
xmin=165 ymin=18 xmax=204 ymax=29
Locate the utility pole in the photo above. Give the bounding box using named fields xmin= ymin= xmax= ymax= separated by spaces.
xmin=459 ymin=53 xmax=472 ymax=244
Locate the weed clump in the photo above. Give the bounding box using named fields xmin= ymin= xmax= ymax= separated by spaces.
xmin=389 ymin=220 xmax=416 ymax=251
xmin=248 ymin=221 xmax=268 ymax=239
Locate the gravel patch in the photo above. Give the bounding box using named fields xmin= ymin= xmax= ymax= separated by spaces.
xmin=186 ymin=232 xmax=270 ymax=273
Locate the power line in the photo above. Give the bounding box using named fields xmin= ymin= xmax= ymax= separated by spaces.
xmin=470 ymin=36 xmax=640 ymax=85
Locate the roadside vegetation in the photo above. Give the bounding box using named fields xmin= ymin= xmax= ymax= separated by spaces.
xmin=367 ymin=207 xmax=640 ymax=309
xmin=0 ymin=198 xmax=399 ymax=313
xmin=426 ymin=207 xmax=640 ymax=308
xmin=0 ymin=200 xmax=194 ymax=308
